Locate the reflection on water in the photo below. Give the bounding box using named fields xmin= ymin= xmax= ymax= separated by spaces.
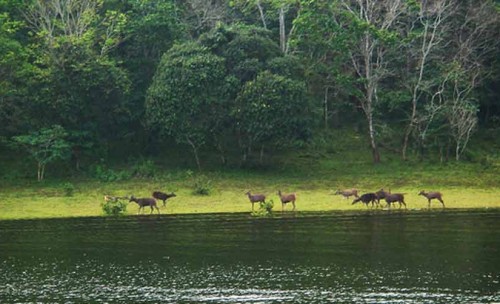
xmin=0 ymin=210 xmax=499 ymax=303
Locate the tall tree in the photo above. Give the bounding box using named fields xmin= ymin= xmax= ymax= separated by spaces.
xmin=0 ymin=1 xmax=39 ymax=136
xmin=336 ymin=0 xmax=409 ymax=163
xmin=235 ymin=71 xmax=311 ymax=163
xmin=146 ymin=43 xmax=226 ymax=170
xmin=22 ymin=0 xmax=130 ymax=142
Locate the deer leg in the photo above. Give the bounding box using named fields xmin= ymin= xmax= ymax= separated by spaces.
xmin=292 ymin=201 xmax=296 ymax=211
xmin=428 ymin=199 xmax=431 ymax=209
xmin=439 ymin=198 xmax=445 ymax=208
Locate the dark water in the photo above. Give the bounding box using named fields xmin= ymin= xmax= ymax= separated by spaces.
xmin=0 ymin=210 xmax=499 ymax=303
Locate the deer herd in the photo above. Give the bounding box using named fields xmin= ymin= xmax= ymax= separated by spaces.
xmin=246 ymin=188 xmax=444 ymax=212
xmin=105 ymin=187 xmax=444 ymax=215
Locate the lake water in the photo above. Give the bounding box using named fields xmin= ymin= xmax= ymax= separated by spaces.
xmin=0 ymin=210 xmax=499 ymax=303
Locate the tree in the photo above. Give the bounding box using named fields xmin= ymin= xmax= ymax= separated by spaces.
xmin=0 ymin=1 xmax=40 ymax=137
xmin=400 ymin=0 xmax=453 ymax=160
xmin=13 ymin=125 xmax=70 ymax=181
xmin=146 ymin=43 xmax=226 ymax=170
xmin=235 ymin=71 xmax=312 ymax=163
xmin=411 ymin=0 xmax=500 ymax=161
xmin=22 ymin=0 xmax=130 ymax=142
xmin=336 ymin=0 xmax=410 ymax=163
xmin=289 ymin=0 xmax=354 ymax=129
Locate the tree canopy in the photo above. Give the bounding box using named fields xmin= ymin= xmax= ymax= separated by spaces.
xmin=1 ymin=0 xmax=499 ymax=175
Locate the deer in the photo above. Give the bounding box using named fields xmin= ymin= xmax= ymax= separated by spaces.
xmin=375 ymin=189 xmax=391 ymax=205
xmin=277 ymin=190 xmax=296 ymax=212
xmin=152 ymin=191 xmax=177 ymax=207
xmin=245 ymin=191 xmax=266 ymax=211
xmin=334 ymin=189 xmax=359 ymax=199
xmin=352 ymin=193 xmax=378 ymax=208
xmin=129 ymin=196 xmax=160 ymax=214
xmin=419 ymin=191 xmax=445 ymax=208
xmin=385 ymin=193 xmax=407 ymax=209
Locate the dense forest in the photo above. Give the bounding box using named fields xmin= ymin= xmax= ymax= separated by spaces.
xmin=1 ymin=0 xmax=499 ymax=179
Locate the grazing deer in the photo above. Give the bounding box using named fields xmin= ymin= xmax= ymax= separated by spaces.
xmin=152 ymin=191 xmax=177 ymax=207
xmin=245 ymin=191 xmax=266 ymax=211
xmin=375 ymin=189 xmax=391 ymax=205
xmin=334 ymin=189 xmax=359 ymax=199
xmin=419 ymin=191 xmax=445 ymax=208
xmin=277 ymin=190 xmax=296 ymax=212
xmin=352 ymin=193 xmax=378 ymax=208
xmin=129 ymin=196 xmax=160 ymax=214
xmin=385 ymin=193 xmax=407 ymax=209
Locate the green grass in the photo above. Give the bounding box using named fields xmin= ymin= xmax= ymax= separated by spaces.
xmin=1 ymin=161 xmax=499 ymax=220
xmin=1 ymin=129 xmax=500 ymax=220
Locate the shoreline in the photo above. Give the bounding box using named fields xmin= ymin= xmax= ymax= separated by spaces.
xmin=1 ymin=206 xmax=499 ymax=222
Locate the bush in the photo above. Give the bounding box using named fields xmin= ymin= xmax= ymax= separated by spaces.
xmin=101 ymin=198 xmax=128 ymax=216
xmin=252 ymin=200 xmax=274 ymax=217
xmin=131 ymin=158 xmax=156 ymax=178
xmin=62 ymin=182 xmax=75 ymax=196
xmin=93 ymin=164 xmax=131 ymax=182
xmin=192 ymin=174 xmax=212 ymax=196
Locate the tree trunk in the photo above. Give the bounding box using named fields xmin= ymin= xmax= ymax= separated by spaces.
xmin=186 ymin=137 xmax=201 ymax=171
xmin=367 ymin=111 xmax=380 ymax=163
xmin=324 ymin=86 xmax=329 ymax=130
xmin=259 ymin=145 xmax=264 ymax=164
xmin=37 ymin=162 xmax=42 ymax=181
xmin=256 ymin=0 xmax=267 ymax=29
xmin=279 ymin=6 xmax=286 ymax=53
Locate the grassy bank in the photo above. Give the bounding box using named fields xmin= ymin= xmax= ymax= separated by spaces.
xmin=1 ymin=162 xmax=500 ymax=220
xmin=1 ymin=130 xmax=500 ymax=220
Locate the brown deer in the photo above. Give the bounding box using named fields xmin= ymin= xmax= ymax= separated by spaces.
xmin=419 ymin=191 xmax=445 ymax=208
xmin=375 ymin=189 xmax=391 ymax=205
xmin=152 ymin=191 xmax=177 ymax=207
xmin=334 ymin=189 xmax=359 ymax=199
xmin=385 ymin=193 xmax=407 ymax=209
xmin=129 ymin=196 xmax=160 ymax=214
xmin=245 ymin=191 xmax=266 ymax=211
xmin=277 ymin=190 xmax=296 ymax=211
xmin=352 ymin=193 xmax=378 ymax=208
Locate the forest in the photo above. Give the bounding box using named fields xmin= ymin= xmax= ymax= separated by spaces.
xmin=1 ymin=0 xmax=500 ymax=180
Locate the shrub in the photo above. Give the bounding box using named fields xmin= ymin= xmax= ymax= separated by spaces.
xmin=192 ymin=175 xmax=212 ymax=195
xmin=101 ymin=198 xmax=128 ymax=216
xmin=252 ymin=200 xmax=274 ymax=217
xmin=62 ymin=182 xmax=75 ymax=196
xmin=93 ymin=164 xmax=131 ymax=182
xmin=131 ymin=158 xmax=156 ymax=178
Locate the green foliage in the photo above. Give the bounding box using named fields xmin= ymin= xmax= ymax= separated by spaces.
xmin=130 ymin=158 xmax=156 ymax=178
xmin=235 ymin=71 xmax=312 ymax=148
xmin=184 ymin=169 xmax=213 ymax=195
xmin=146 ymin=42 xmax=227 ymax=169
xmin=62 ymin=182 xmax=75 ymax=197
xmin=101 ymin=197 xmax=128 ymax=216
xmin=92 ymin=164 xmax=131 ymax=182
xmin=251 ymin=199 xmax=274 ymax=217
xmin=12 ymin=125 xmax=71 ymax=181
xmin=191 ymin=174 xmax=213 ymax=196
